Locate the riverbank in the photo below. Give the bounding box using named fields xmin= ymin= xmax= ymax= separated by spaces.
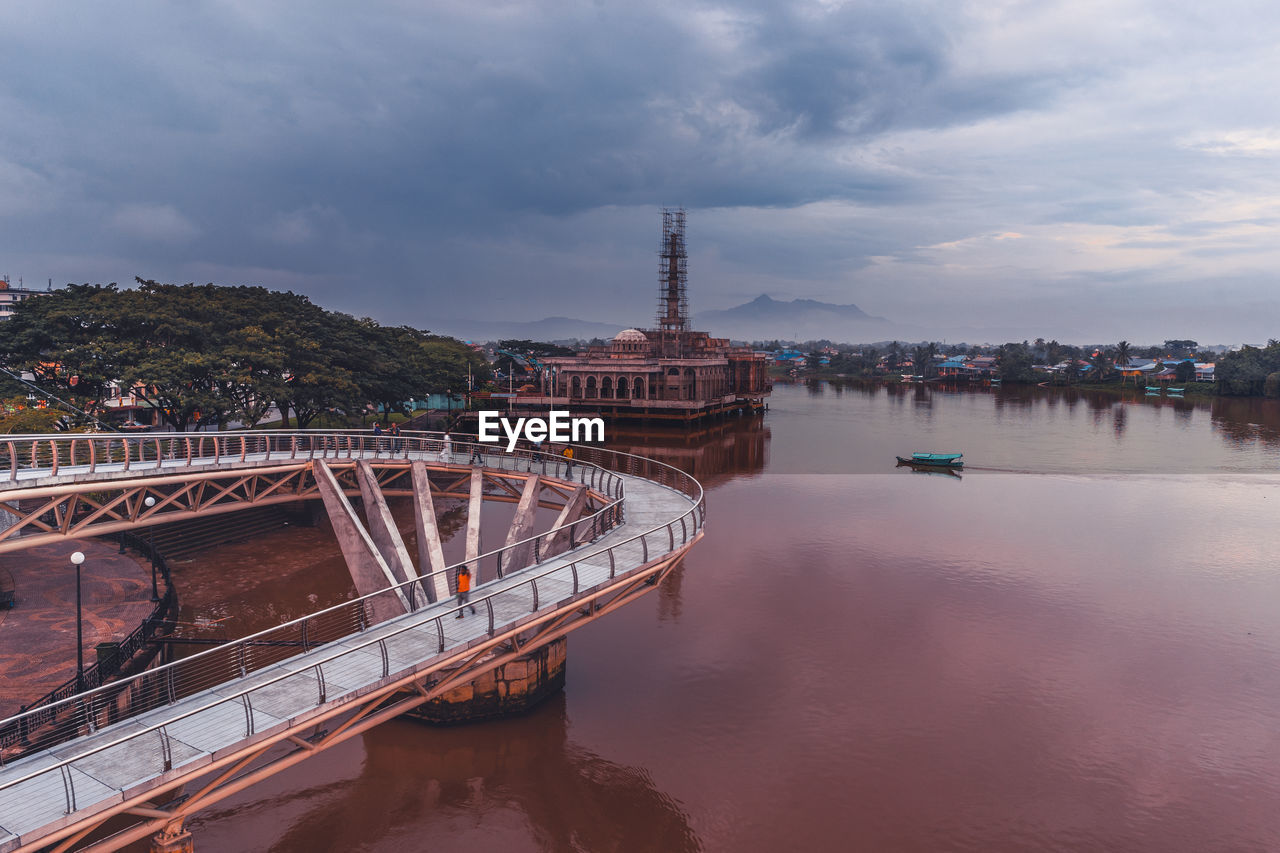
xmin=0 ymin=540 xmax=153 ymax=718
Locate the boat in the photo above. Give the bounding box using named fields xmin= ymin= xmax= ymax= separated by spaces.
xmin=1144 ymin=386 xmax=1162 ymax=393
xmin=1167 ymin=387 xmax=1185 ymax=395
xmin=896 ymin=452 xmax=964 ymax=468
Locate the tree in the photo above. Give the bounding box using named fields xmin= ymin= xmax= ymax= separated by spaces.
xmin=1216 ymin=342 xmax=1280 ymax=396
xmin=0 ymin=283 xmax=128 ymax=416
xmin=996 ymin=342 xmax=1036 ymax=382
xmin=0 ymin=279 xmax=491 ymax=429
xmin=1090 ymin=351 xmax=1112 ymax=383
xmin=0 ymin=397 xmax=64 ymax=433
xmin=1174 ymin=360 xmax=1196 ymax=384
xmin=1265 ymin=372 xmax=1280 ymax=399
xmin=886 ymin=341 xmax=902 ymax=371
xmin=1114 ymin=340 xmax=1131 ymax=367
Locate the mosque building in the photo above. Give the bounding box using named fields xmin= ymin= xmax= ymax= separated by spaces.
xmin=520 ymin=210 xmax=771 ymax=423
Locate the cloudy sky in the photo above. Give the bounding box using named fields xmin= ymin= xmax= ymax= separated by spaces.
xmin=2 ymin=0 xmax=1279 ymax=344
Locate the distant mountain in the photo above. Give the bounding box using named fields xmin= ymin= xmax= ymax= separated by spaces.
xmin=694 ymin=294 xmax=888 ymax=341
xmin=431 ymin=315 xmax=626 ymax=343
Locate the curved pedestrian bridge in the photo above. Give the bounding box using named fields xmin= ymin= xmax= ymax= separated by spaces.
xmin=0 ymin=431 xmax=704 ymax=853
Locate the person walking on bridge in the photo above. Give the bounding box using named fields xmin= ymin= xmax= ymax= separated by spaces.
xmin=455 ymin=564 xmax=477 ymax=617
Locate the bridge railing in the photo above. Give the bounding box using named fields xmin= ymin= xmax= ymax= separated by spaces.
xmin=0 ymin=429 xmax=614 ymax=488
xmin=0 ymin=436 xmax=698 ymax=781
xmin=0 ymin=445 xmax=701 ymax=817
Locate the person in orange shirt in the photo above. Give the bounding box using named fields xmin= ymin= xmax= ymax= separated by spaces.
xmin=455 ymin=565 xmax=477 ymax=618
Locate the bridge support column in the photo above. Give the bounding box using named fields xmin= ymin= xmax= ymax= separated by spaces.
xmin=407 ymin=638 xmax=567 ymax=725
xmin=150 ymin=822 xmax=194 ymax=853
xmin=410 ymin=461 xmax=451 ymax=602
xmin=500 ymin=475 xmax=541 ymax=573
xmin=311 ymin=461 xmax=408 ymax=624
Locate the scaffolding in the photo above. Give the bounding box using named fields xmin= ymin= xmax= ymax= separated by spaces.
xmin=656 ymin=208 xmax=689 ymax=334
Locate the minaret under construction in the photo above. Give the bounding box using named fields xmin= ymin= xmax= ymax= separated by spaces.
xmin=657 ymin=208 xmax=689 ymax=334
xmin=529 ymin=208 xmax=771 ymax=422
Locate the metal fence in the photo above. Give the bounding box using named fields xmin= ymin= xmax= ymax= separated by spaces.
xmin=0 ymin=433 xmax=702 ymax=788
xmin=0 ymin=429 xmax=623 ymax=485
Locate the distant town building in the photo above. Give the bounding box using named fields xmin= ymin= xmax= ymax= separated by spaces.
xmin=0 ymin=277 xmax=43 ymax=320
xmin=515 ymin=210 xmax=771 ymax=422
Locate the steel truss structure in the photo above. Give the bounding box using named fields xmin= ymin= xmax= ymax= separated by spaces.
xmin=0 ymin=461 xmax=609 ymax=555
xmin=35 ymin=544 xmax=691 ymax=853
xmin=0 ymin=431 xmax=705 ymax=853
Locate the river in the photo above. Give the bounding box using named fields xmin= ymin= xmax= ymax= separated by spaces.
xmin=169 ymin=383 xmax=1280 ymax=852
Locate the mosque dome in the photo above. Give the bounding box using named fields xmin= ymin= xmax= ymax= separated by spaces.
xmin=613 ymin=328 xmax=648 ymax=343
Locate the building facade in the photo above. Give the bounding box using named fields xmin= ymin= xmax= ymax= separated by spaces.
xmin=514 ymin=211 xmax=770 ymax=422
xmin=0 ymin=278 xmax=42 ymax=320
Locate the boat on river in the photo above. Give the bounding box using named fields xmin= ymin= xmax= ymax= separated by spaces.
xmin=1167 ymin=387 xmax=1185 ymax=395
xmin=896 ymin=452 xmax=964 ymax=469
xmin=1145 ymin=386 xmax=1162 ymax=393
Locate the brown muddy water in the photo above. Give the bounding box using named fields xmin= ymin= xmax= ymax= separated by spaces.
xmin=165 ymin=383 xmax=1280 ymax=851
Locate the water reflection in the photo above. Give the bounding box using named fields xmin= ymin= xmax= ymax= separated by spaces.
xmin=767 ymin=381 xmax=1280 ymax=474
xmin=1211 ymin=396 xmax=1280 ymax=448
xmin=192 ymin=694 xmax=702 ymax=853
xmin=608 ymin=416 xmax=768 ymax=486
xmin=172 ymin=383 xmax=1280 ymax=853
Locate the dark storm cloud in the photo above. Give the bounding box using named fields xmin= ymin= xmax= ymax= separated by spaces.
xmin=2 ymin=1 xmax=1280 ymax=342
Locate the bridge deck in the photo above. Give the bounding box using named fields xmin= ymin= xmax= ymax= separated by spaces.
xmin=0 ymin=461 xmax=695 ymax=852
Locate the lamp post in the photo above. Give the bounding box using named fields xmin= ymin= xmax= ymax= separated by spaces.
xmin=144 ymin=496 xmax=158 ymax=602
xmin=70 ymin=550 xmax=85 ymax=693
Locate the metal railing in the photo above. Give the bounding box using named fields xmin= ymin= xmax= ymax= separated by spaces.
xmin=0 ymin=434 xmax=702 ymax=800
xmin=0 ymin=429 xmax=620 ymax=488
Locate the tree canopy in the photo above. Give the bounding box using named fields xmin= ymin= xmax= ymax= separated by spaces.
xmin=0 ymin=280 xmax=490 ymax=429
xmin=1216 ymin=340 xmax=1280 ymax=397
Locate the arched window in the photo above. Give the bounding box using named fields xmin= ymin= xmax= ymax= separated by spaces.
xmin=601 ymin=376 xmax=614 ymax=399
xmin=571 ymin=376 xmax=582 ymax=399
xmin=616 ymin=377 xmax=630 ymax=398
xmin=585 ymin=376 xmax=598 ymax=399
xmin=634 ymin=377 xmax=646 ymax=399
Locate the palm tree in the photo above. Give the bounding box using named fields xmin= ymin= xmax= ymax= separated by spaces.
xmin=1114 ymin=340 xmax=1131 ymax=366
xmin=912 ymin=344 xmax=928 ymax=377
xmin=1090 ymin=350 xmax=1112 ymax=382
xmin=887 ymin=341 xmax=902 ymax=371
xmin=1114 ymin=340 xmax=1132 ymax=384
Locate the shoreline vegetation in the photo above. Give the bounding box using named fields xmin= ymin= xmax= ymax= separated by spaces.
xmin=786 ymin=372 xmax=1218 ymax=398
xmin=768 ymin=337 xmax=1280 ymax=399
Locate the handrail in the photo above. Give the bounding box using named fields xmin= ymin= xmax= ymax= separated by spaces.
xmin=0 ymin=435 xmax=622 ymax=739
xmin=0 ymin=433 xmax=703 ymax=790
xmin=0 ymin=443 xmax=702 ymax=802
xmin=0 ymin=431 xmax=628 ymax=591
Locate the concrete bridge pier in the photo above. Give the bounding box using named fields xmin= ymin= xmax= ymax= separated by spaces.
xmin=150 ymin=820 xmax=193 ymax=853
xmin=406 ymin=637 xmax=568 ymax=725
